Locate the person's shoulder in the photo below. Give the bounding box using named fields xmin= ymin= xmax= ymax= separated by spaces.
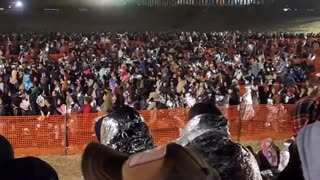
xmin=0 ymin=156 xmax=59 ymax=180
xmin=221 ymin=142 xmax=244 ymax=154
xmin=216 ymin=142 xmax=255 ymax=159
xmin=235 ymin=143 xmax=254 ymax=153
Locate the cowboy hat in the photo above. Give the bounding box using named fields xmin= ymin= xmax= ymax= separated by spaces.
xmin=82 ymin=142 xmax=220 ymax=180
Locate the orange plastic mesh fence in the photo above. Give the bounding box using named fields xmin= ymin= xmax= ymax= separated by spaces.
xmin=67 ymin=113 xmax=104 ymax=155
xmin=0 ymin=115 xmax=66 ymax=157
xmin=0 ymin=105 xmax=295 ymax=156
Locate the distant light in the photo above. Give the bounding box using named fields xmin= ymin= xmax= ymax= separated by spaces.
xmin=283 ymin=8 xmax=290 ymax=12
xmin=16 ymin=1 xmax=23 ymax=8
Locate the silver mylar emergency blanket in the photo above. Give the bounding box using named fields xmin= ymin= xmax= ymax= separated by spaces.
xmin=99 ymin=105 xmax=155 ymax=154
xmin=176 ymin=113 xmax=262 ymax=180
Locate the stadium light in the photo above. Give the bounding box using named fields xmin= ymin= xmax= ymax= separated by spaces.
xmin=16 ymin=1 xmax=23 ymax=8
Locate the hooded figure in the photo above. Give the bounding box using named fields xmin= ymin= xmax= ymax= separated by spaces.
xmin=23 ymin=73 xmax=33 ymax=91
xmin=94 ymin=105 xmax=154 ymax=154
xmin=176 ymin=103 xmax=262 ymax=180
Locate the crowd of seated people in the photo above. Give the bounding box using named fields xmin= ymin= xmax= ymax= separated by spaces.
xmin=0 ymin=31 xmax=319 ymax=116
xmin=0 ymin=94 xmax=319 ymax=179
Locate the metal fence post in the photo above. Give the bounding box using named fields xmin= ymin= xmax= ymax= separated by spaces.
xmin=63 ymin=111 xmax=68 ymax=155
xmin=237 ymin=100 xmax=243 ymax=143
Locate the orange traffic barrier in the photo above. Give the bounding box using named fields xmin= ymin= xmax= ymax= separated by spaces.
xmin=0 ymin=105 xmax=295 ymax=157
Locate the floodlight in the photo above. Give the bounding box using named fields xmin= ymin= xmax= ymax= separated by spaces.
xmin=16 ymin=1 xmax=23 ymax=8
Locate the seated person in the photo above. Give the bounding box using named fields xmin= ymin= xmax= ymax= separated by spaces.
xmin=176 ymin=103 xmax=262 ymax=180
xmin=94 ymin=105 xmax=155 ymax=154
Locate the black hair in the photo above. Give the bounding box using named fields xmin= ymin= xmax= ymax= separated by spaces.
xmin=66 ymin=88 xmax=73 ymax=94
xmin=26 ymin=89 xmax=32 ymax=95
xmin=57 ymin=96 xmax=66 ymax=105
xmin=0 ymin=135 xmax=14 ymax=161
xmin=188 ymin=103 xmax=222 ymax=120
xmin=44 ymin=96 xmax=53 ymax=105
xmin=113 ymin=94 xmax=125 ymax=109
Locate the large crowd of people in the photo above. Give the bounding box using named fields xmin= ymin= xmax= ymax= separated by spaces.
xmin=1 ymin=98 xmax=319 ymax=180
xmin=143 ymin=0 xmax=270 ymax=6
xmin=0 ymin=30 xmax=319 ymax=180
xmin=0 ymin=31 xmax=319 ymax=116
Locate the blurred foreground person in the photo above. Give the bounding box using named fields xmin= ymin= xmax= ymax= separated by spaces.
xmin=278 ymin=94 xmax=320 ymax=180
xmin=0 ymin=135 xmax=14 ymax=161
xmin=291 ymin=94 xmax=320 ymax=180
xmin=94 ymin=105 xmax=154 ymax=154
xmin=82 ymin=142 xmax=220 ymax=180
xmin=176 ymin=103 xmax=262 ymax=180
xmin=0 ymin=135 xmax=59 ymax=180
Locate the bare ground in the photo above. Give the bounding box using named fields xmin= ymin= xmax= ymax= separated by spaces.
xmin=40 ymin=155 xmax=82 ymax=180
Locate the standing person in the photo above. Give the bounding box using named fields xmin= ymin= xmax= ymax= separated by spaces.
xmin=100 ymin=90 xmax=113 ymax=113
xmin=196 ymin=86 xmax=210 ymax=103
xmin=176 ymin=103 xmax=262 ymax=180
xmin=82 ymin=97 xmax=93 ymax=114
xmin=227 ymin=0 xmax=236 ymax=5
xmin=40 ymin=97 xmax=55 ymax=117
xmin=56 ymin=97 xmax=67 ymax=115
xmin=0 ymin=96 xmax=8 ymax=116
xmin=217 ymin=0 xmax=225 ymax=5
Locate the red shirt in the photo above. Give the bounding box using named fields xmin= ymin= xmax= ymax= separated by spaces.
xmin=82 ymin=104 xmax=92 ymax=114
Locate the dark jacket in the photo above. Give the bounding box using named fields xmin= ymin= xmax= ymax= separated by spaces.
xmin=257 ymin=147 xmax=281 ymax=171
xmin=277 ymin=142 xmax=304 ymax=180
xmin=0 ymin=105 xmax=8 ymax=116
xmin=176 ymin=114 xmax=262 ymax=180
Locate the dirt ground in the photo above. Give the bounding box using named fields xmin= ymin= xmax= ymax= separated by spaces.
xmin=39 ymin=140 xmax=285 ymax=180
xmin=40 ymin=155 xmax=82 ymax=180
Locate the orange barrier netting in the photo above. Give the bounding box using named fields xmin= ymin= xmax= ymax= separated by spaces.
xmin=0 ymin=115 xmax=66 ymax=157
xmin=0 ymin=105 xmax=294 ymax=157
